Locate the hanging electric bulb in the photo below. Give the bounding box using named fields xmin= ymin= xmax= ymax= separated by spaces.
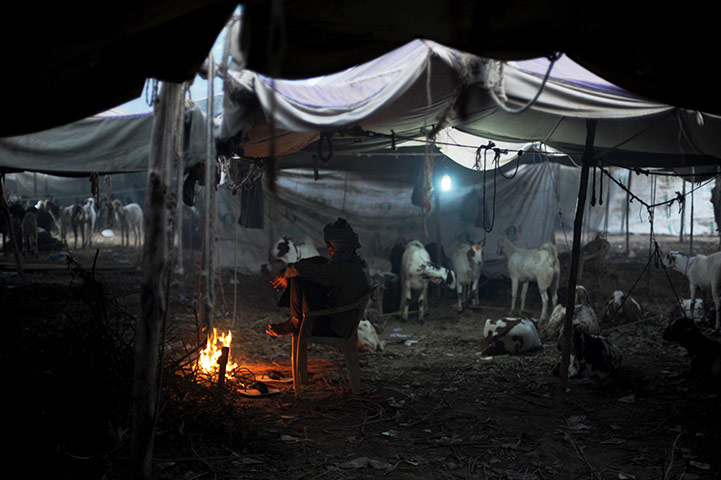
xmin=441 ymin=173 xmax=452 ymax=191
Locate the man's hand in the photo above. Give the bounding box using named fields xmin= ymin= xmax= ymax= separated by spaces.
xmin=271 ymin=274 xmax=288 ymax=292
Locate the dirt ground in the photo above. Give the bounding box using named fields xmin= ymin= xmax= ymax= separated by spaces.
xmin=2 ymin=232 xmax=720 ymax=480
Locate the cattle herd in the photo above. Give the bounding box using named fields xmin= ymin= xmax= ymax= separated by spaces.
xmin=0 ymin=196 xmax=145 ymax=257
xmin=270 ymin=235 xmax=721 ymax=383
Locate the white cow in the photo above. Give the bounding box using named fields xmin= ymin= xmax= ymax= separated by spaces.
xmin=110 ymin=199 xmax=144 ymax=247
xmin=399 ymin=240 xmax=456 ymax=322
xmin=451 ymin=242 xmax=484 ymax=313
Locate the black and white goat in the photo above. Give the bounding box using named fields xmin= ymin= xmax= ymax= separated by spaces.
xmin=269 ymin=235 xmax=320 ymax=268
xmin=480 ymin=317 xmax=542 ymax=355
xmin=600 ymin=290 xmax=643 ymax=327
xmin=662 ymin=250 xmax=721 ymax=332
xmin=497 ymin=238 xmax=560 ymax=322
xmin=554 ymin=327 xmax=623 ymax=380
xmin=542 ymin=285 xmax=600 ymax=340
xmin=663 ymin=317 xmax=721 ymax=379
xmin=451 ymin=242 xmax=484 ymax=313
xmin=399 ymin=240 xmax=456 ymax=322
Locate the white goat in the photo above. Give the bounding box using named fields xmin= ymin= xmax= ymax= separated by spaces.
xmin=356 ymin=319 xmax=385 ymax=352
xmin=451 ymin=242 xmax=484 ymax=313
xmin=21 ymin=210 xmax=38 ymax=258
xmin=662 ymin=250 xmax=721 ymax=332
xmin=269 ymin=235 xmax=320 ymax=267
xmin=399 ymin=240 xmax=456 ymax=322
xmin=81 ymin=197 xmax=97 ymax=247
xmin=497 ymin=238 xmax=560 ymax=322
xmin=58 ymin=204 xmax=85 ymax=249
xmin=110 ymin=199 xmax=144 ymax=247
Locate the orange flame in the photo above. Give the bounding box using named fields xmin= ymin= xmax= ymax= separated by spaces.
xmin=197 ymin=328 xmax=238 ymax=379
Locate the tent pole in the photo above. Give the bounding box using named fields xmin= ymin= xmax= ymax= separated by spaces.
xmin=0 ymin=177 xmax=23 ymax=278
xmin=131 ymin=81 xmax=183 ymax=480
xmin=690 ymin=167 xmax=695 ymax=256
xmin=625 ymin=172 xmax=632 ymax=254
xmin=558 ymin=119 xmax=596 ymax=401
xmin=199 ymin=54 xmax=216 ymax=334
xmin=679 ymin=179 xmax=686 ymax=243
xmin=174 ymin=86 xmax=186 ymax=275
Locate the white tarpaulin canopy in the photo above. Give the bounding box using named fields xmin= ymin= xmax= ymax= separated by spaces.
xmin=220 ymin=39 xmax=721 ymax=171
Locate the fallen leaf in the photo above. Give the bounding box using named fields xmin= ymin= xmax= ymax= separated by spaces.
xmin=689 ymin=461 xmax=711 ymax=470
xmin=280 ymin=435 xmax=299 ymax=443
xmin=618 ymin=394 xmax=636 ymax=403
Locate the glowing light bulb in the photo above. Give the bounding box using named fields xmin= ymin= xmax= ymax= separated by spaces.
xmin=441 ymin=174 xmax=452 ymax=191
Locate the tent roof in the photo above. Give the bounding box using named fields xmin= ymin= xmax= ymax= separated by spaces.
xmin=1 ymin=0 xmax=237 ymax=138
xmin=221 ymin=39 xmax=721 ymax=171
xmin=239 ymin=1 xmax=721 ymax=116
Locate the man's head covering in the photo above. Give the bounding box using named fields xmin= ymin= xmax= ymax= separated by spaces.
xmin=323 ymin=217 xmax=361 ymax=262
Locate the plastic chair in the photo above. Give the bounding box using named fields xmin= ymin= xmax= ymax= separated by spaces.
xmin=291 ymin=286 xmax=376 ymax=398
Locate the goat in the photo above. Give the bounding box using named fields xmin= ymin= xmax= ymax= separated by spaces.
xmin=269 ymin=235 xmax=320 ymax=269
xmin=56 ymin=204 xmax=82 ymax=248
xmin=662 ymin=250 xmax=721 ymax=332
xmin=663 ymin=317 xmax=721 ymax=379
xmin=497 ymin=237 xmax=560 ymax=323
xmin=451 ymin=242 xmax=483 ymax=313
xmin=600 ymin=290 xmax=643 ymax=327
xmin=21 ymin=209 xmax=39 ymax=258
xmin=480 ymin=317 xmax=542 ymax=355
xmin=553 ymin=327 xmax=623 ymax=380
xmin=541 ymin=285 xmax=600 ymax=340
xmin=357 ymin=319 xmax=385 ymax=352
xmin=399 ymin=240 xmax=456 ymax=322
xmin=109 ymin=199 xmax=144 ymax=247
xmin=34 ymin=199 xmax=59 ymax=234
xmin=80 ymin=198 xmax=97 ymax=248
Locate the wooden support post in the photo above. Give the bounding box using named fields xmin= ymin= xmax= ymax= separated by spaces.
xmin=625 ymin=172 xmax=632 ymax=254
xmin=558 ymin=119 xmax=596 ymax=400
xmin=130 ymin=81 xmax=184 ymax=480
xmin=0 ymin=177 xmax=23 ymax=278
xmin=690 ymin=167 xmax=695 ymax=256
xmin=198 ymin=53 xmax=217 ymax=334
xmin=680 ymin=179 xmax=686 ymax=243
xmin=218 ymin=346 xmax=229 ymax=389
xmin=174 ymin=86 xmax=185 ymax=275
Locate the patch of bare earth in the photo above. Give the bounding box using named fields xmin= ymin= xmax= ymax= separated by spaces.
xmin=1 ymin=234 xmax=719 ymax=479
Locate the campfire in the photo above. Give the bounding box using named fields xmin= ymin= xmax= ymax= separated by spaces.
xmin=196 ymin=328 xmax=239 ymax=381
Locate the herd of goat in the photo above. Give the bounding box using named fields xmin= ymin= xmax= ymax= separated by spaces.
xmin=0 ymin=197 xmax=144 ymax=257
xmin=270 ymin=235 xmax=721 ymax=382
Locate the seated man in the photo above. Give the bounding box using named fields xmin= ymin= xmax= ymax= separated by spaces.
xmin=266 ymin=217 xmax=372 ymax=338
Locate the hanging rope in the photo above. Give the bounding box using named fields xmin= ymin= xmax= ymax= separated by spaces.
xmin=488 ymin=52 xmax=561 ymax=115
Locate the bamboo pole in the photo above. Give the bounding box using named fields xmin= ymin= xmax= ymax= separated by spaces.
xmin=130 ymin=81 xmax=183 ymax=480
xmin=0 ymin=177 xmax=23 ymax=278
xmin=558 ymin=119 xmax=596 ymax=400
xmin=690 ymin=167 xmax=695 ymax=256
xmin=174 ymin=86 xmax=186 ymax=275
xmin=198 ymin=54 xmax=216 ymax=334
xmin=625 ymin=172 xmax=632 ymax=254
xmin=680 ymin=179 xmax=686 ymax=243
